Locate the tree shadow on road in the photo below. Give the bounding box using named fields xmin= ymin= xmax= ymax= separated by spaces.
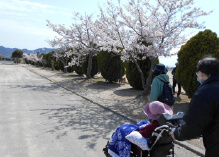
xmin=86 ymin=81 xmax=121 ymax=90
xmin=36 ymin=101 xmax=130 ymax=150
xmin=113 ymin=88 xmax=142 ymax=97
xmin=5 ymin=83 xmax=61 ymax=93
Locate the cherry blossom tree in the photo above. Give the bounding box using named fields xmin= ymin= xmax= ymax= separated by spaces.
xmin=47 ymin=0 xmax=211 ymax=94
xmin=23 ymin=53 xmax=43 ymax=66
xmin=97 ymin=0 xmax=211 ymax=94
xmin=52 ymin=50 xmax=69 ymax=72
xmin=47 ymin=13 xmax=101 ymax=78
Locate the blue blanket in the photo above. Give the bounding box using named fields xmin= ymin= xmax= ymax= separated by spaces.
xmin=108 ymin=120 xmax=149 ymax=157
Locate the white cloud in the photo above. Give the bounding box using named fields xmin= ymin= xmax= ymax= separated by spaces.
xmin=22 ymin=1 xmax=53 ymax=9
xmin=0 ymin=0 xmax=72 ymax=22
xmin=1 ymin=0 xmax=54 ymax=10
xmin=0 ymin=0 xmax=93 ymax=49
xmin=0 ymin=0 xmax=51 ymax=20
xmin=23 ymin=26 xmax=58 ymax=37
xmin=0 ymin=0 xmax=73 ymax=38
xmin=0 ymin=17 xmax=56 ymax=37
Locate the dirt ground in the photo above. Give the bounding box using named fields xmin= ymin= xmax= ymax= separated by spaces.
xmin=24 ymin=65 xmax=205 ymax=150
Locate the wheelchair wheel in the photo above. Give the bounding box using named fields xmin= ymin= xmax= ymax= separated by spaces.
xmin=130 ymin=144 xmax=149 ymax=157
xmin=103 ymin=140 xmax=112 ymax=157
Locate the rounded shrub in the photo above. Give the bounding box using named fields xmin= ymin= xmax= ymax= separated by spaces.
xmin=54 ymin=59 xmax=64 ymax=71
xmin=74 ymin=65 xmax=84 ymax=76
xmin=126 ymin=56 xmax=158 ymax=90
xmin=176 ymin=29 xmax=219 ymax=98
xmin=43 ymin=52 xmax=54 ymax=68
xmin=72 ymin=55 xmax=85 ymax=76
xmin=24 ymin=58 xmax=30 ymax=64
xmin=67 ymin=66 xmax=74 ymax=73
xmin=97 ymin=50 xmax=125 ymax=83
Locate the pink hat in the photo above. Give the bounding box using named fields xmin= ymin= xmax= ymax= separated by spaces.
xmin=144 ymin=101 xmax=173 ymax=120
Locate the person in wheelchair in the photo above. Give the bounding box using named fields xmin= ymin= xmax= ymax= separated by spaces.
xmin=106 ymin=101 xmax=173 ymax=157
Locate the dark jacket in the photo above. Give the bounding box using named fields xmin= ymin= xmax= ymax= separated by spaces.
xmin=171 ymin=67 xmax=176 ymax=76
xmin=171 ymin=67 xmax=177 ymax=81
xmin=174 ymin=75 xmax=219 ymax=157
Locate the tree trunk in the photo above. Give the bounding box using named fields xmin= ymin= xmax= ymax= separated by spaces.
xmin=144 ymin=57 xmax=157 ymax=95
xmin=42 ymin=61 xmax=45 ymax=68
xmin=129 ymin=54 xmax=146 ymax=91
xmin=129 ymin=52 xmax=157 ymax=96
xmin=86 ymin=51 xmax=94 ymax=79
xmin=61 ymin=57 xmax=68 ymax=73
xmin=64 ymin=58 xmax=67 ymax=73
xmin=51 ymin=59 xmax=54 ymax=71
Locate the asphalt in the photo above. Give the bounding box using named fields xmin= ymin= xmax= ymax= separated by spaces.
xmin=22 ymin=64 xmax=205 ymax=157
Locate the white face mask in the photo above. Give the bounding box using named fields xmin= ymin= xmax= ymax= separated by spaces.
xmin=196 ymin=72 xmax=202 ymax=84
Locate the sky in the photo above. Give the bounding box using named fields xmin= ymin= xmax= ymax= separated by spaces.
xmin=0 ymin=0 xmax=218 ymax=66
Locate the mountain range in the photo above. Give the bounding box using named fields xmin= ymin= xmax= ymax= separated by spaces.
xmin=0 ymin=46 xmax=54 ymax=59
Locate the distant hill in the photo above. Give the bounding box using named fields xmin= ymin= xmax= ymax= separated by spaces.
xmin=0 ymin=46 xmax=54 ymax=59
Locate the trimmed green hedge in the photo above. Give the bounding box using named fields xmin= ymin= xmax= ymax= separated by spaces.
xmin=74 ymin=65 xmax=83 ymax=75
xmin=97 ymin=51 xmax=125 ymax=83
xmin=126 ymin=56 xmax=158 ymax=90
xmin=43 ymin=52 xmax=54 ymax=68
xmin=177 ymin=29 xmax=219 ymax=98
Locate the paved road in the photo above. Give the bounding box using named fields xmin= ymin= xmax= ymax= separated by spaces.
xmin=0 ymin=64 xmax=202 ymax=157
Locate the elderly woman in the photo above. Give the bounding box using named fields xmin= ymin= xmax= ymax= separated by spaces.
xmin=108 ymin=101 xmax=173 ymax=157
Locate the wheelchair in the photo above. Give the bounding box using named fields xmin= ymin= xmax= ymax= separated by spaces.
xmin=103 ymin=112 xmax=184 ymax=157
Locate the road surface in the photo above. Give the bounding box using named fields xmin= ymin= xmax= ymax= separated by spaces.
xmin=0 ymin=63 xmax=202 ymax=157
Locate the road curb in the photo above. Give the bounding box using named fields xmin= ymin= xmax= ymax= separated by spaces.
xmin=25 ymin=66 xmax=205 ymax=157
xmin=175 ymin=141 xmax=205 ymax=157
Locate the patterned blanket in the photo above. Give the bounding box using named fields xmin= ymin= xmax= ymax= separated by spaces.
xmin=108 ymin=120 xmax=149 ymax=157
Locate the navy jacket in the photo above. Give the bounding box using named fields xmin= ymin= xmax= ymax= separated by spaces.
xmin=174 ymin=75 xmax=219 ymax=157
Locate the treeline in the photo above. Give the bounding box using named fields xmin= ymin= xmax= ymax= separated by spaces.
xmin=23 ymin=50 xmax=155 ymax=90
xmin=23 ymin=30 xmax=219 ymax=97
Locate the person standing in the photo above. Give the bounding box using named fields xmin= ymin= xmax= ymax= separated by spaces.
xmin=170 ymin=56 xmax=219 ymax=157
xmin=150 ymin=63 xmax=172 ymax=102
xmin=171 ymin=62 xmax=181 ymax=96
